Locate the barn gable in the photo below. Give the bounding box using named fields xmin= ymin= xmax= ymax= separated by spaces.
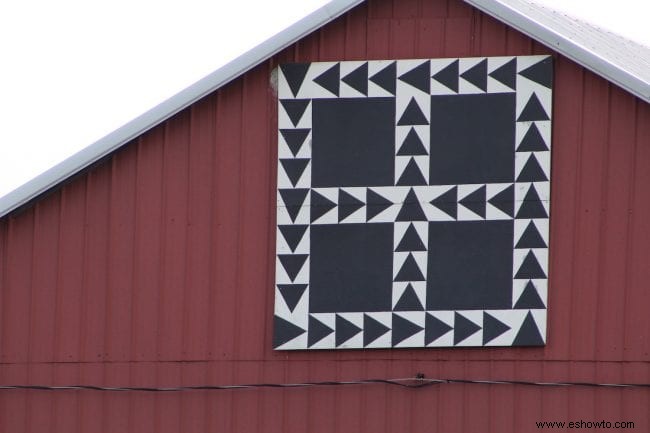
xmin=1 ymin=1 xmax=649 ymax=432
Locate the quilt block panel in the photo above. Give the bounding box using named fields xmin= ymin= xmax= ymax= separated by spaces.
xmin=274 ymin=56 xmax=552 ymax=350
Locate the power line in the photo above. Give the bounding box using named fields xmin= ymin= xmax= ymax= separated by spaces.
xmin=1 ymin=376 xmax=649 ymax=392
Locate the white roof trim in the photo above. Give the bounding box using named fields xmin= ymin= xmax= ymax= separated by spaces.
xmin=464 ymin=0 xmax=650 ymax=102
xmin=0 ymin=0 xmax=364 ymax=217
xmin=1 ymin=0 xmax=648 ymax=217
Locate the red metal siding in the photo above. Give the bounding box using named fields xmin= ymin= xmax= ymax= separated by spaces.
xmin=1 ymin=0 xmax=650 ymax=431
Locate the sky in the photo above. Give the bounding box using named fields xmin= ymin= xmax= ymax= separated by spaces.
xmin=0 ymin=0 xmax=648 ymax=200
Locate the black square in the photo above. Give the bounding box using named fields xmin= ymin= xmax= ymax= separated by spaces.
xmin=427 ymin=221 xmax=513 ymax=310
xmin=429 ymin=94 xmax=515 ymax=185
xmin=312 ymin=98 xmax=395 ymax=187
xmin=310 ymin=223 xmax=393 ymax=312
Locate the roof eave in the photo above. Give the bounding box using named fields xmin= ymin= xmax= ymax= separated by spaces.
xmin=464 ymin=0 xmax=650 ymax=103
xmin=2 ymin=0 xmax=648 ymax=218
xmin=0 ymin=0 xmax=364 ymax=218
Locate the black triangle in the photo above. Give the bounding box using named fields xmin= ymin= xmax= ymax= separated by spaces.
xmin=515 ymin=221 xmax=547 ymax=249
xmin=516 ymin=185 xmax=548 ymax=219
xmin=515 ymin=250 xmax=547 ymax=279
xmin=363 ymin=314 xmax=390 ymax=346
xmin=313 ymin=63 xmax=340 ymax=96
xmin=277 ymin=284 xmax=308 ymax=312
xmin=453 ymin=312 xmax=481 ymax=345
xmin=398 ymin=60 xmax=430 ymax=93
xmin=279 ymin=188 xmax=309 ymax=222
xmin=280 ymin=158 xmax=310 ymax=186
xmin=432 ymin=59 xmax=459 ymax=93
xmin=392 ymin=313 xmax=424 ymax=346
xmin=397 ymin=98 xmax=429 ymax=126
xmin=394 ymin=283 xmax=424 ymax=311
xmin=487 ymin=184 xmax=514 ymax=217
xmin=397 ymin=128 xmax=428 ymax=156
xmin=311 ymin=190 xmax=337 ymax=223
xmin=341 ymin=62 xmax=368 ymax=95
xmin=517 ymin=93 xmax=550 ymax=121
xmin=430 ymin=186 xmax=457 ymax=219
xmin=482 ymin=312 xmax=511 ymax=345
xmin=273 ymin=315 xmax=306 ymax=348
xmin=278 ymin=225 xmax=308 ymax=252
xmin=396 ymin=188 xmax=427 ymax=221
xmin=425 ymin=313 xmax=453 ymax=345
xmin=517 ymin=154 xmax=548 ymax=182
xmin=460 ymin=58 xmax=487 ymax=91
xmin=459 ymin=185 xmax=486 ymax=218
xmin=513 ymin=311 xmax=545 ymax=346
xmin=335 ymin=314 xmax=362 ymax=347
xmin=517 ymin=123 xmax=548 ymax=152
xmin=280 ymin=99 xmax=310 ymax=126
xmin=278 ymin=254 xmax=309 ymax=281
xmin=396 ymin=224 xmax=426 ymax=252
xmin=279 ymin=129 xmax=310 ymax=156
xmin=308 ymin=315 xmax=334 ymax=347
xmin=369 ymin=61 xmax=396 ymax=95
xmin=488 ymin=58 xmax=516 ymax=90
xmin=394 ymin=253 xmax=425 ymax=282
xmin=338 ymin=189 xmax=364 ymax=222
xmin=514 ymin=281 xmax=546 ymax=309
xmin=280 ymin=63 xmax=310 ymax=97
xmin=396 ymin=158 xmax=427 ymax=186
xmin=519 ymin=57 xmax=553 ymax=89
xmin=366 ymin=188 xmax=393 ymax=221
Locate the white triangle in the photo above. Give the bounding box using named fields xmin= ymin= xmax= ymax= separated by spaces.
xmin=392 ymin=311 xmax=425 ymax=347
xmin=516 ymin=86 xmax=552 ymax=121
xmin=275 ymin=331 xmax=307 ymax=350
xmin=512 ymin=248 xmax=548 ymax=277
xmin=339 ymin=60 xmax=368 ymax=98
xmin=363 ymin=312 xmax=392 ymax=348
xmin=396 ymin=92 xmax=430 ymax=123
xmin=453 ymin=311 xmax=483 ymax=346
xmin=458 ymin=57 xmax=487 ymax=94
xmin=457 ymin=184 xmax=486 ymax=221
xmin=367 ymin=60 xmax=397 ymax=97
xmin=529 ymin=309 xmax=547 ymax=341
xmin=395 ymin=155 xmax=412 ymax=179
xmin=296 ymin=61 xmax=339 ymax=99
xmin=336 ymin=313 xmax=364 ymax=349
xmin=483 ymin=309 xmax=526 ymax=346
xmin=396 ymin=125 xmax=430 ymax=154
xmin=513 ymin=219 xmax=548 ymax=247
xmin=307 ymin=324 xmax=335 ymax=349
xmin=276 ymin=226 xmax=309 ymax=255
xmin=516 ymin=55 xmax=550 ymax=73
xmin=430 ymin=58 xmax=459 ymax=95
xmin=515 ymin=121 xmax=551 ymax=152
xmin=391 ymin=281 xmax=426 ymax=309
xmin=392 ymin=251 xmax=427 ymax=280
xmin=277 ymin=160 xmax=311 ymax=189
xmin=425 ymin=311 xmax=455 ymax=347
xmin=486 ymin=56 xmax=516 ymax=93
xmin=514 ymin=153 xmax=550 ymax=182
xmin=485 ymin=183 xmax=514 ymax=220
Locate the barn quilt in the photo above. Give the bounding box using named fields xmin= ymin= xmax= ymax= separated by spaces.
xmin=274 ymin=55 xmax=552 ymax=349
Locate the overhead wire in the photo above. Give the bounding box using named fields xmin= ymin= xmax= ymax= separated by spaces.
xmin=1 ymin=376 xmax=649 ymax=392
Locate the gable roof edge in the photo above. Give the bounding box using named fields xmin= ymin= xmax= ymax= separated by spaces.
xmin=464 ymin=0 xmax=650 ymax=103
xmin=0 ymin=0 xmax=363 ymax=218
xmin=3 ymin=0 xmax=648 ymax=218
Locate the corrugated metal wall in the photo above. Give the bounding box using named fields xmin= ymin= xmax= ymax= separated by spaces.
xmin=1 ymin=0 xmax=649 ymax=431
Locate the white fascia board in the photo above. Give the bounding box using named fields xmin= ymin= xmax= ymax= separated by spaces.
xmin=464 ymin=0 xmax=650 ymax=103
xmin=0 ymin=0 xmax=364 ymax=218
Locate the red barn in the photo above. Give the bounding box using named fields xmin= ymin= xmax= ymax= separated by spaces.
xmin=1 ymin=0 xmax=649 ymax=431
